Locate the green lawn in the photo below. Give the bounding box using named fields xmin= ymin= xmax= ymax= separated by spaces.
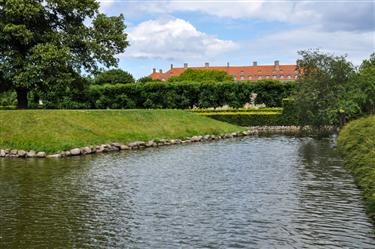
xmin=337 ymin=115 xmax=375 ymax=225
xmin=0 ymin=109 xmax=244 ymax=153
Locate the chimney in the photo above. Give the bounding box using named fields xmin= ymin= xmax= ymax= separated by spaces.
xmin=170 ymin=64 xmax=174 ymax=69
xmin=274 ymin=60 xmax=280 ymax=66
xmin=159 ymin=69 xmax=162 ymax=73
xmin=253 ymin=61 xmax=257 ymax=66
xmin=153 ymin=68 xmax=156 ymax=73
xmin=184 ymin=63 xmax=188 ymax=68
xmin=205 ymin=62 xmax=209 ymax=68
xmin=227 ymin=62 xmax=230 ymax=67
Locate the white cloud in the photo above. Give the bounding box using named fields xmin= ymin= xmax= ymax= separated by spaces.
xmin=99 ymin=0 xmax=115 ymax=9
xmin=123 ymin=17 xmax=237 ymax=60
xmin=246 ymin=28 xmax=375 ymax=65
xmin=117 ymin=0 xmax=374 ymax=32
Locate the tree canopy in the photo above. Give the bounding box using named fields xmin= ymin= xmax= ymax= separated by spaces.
xmin=168 ymin=69 xmax=233 ymax=82
xmin=292 ymin=50 xmax=356 ymax=127
xmin=0 ymin=0 xmax=129 ymax=108
xmin=95 ymin=69 xmax=135 ymax=85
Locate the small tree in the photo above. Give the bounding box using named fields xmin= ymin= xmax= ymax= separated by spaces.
xmin=293 ymin=50 xmax=355 ymax=128
xmin=349 ymin=53 xmax=375 ymax=115
xmin=169 ymin=69 xmax=233 ymax=82
xmin=95 ymin=69 xmax=135 ymax=85
xmin=0 ymin=0 xmax=128 ymax=108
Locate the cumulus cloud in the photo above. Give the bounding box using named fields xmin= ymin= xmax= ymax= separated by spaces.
xmin=118 ymin=0 xmax=374 ymax=32
xmin=246 ymin=28 xmax=375 ymax=64
xmin=123 ymin=18 xmax=237 ymax=60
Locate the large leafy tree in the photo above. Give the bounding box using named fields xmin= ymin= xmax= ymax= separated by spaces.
xmin=0 ymin=0 xmax=128 ymax=108
xmin=293 ymin=50 xmax=355 ymax=128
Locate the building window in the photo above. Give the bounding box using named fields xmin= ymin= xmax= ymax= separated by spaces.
xmin=272 ymin=75 xmax=277 ymax=79
xmin=266 ymin=74 xmax=270 ymax=79
xmin=248 ymin=75 xmax=252 ymax=80
xmin=280 ymin=74 xmax=284 ymax=79
xmin=233 ymin=75 xmax=237 ymax=81
xmin=240 ymin=75 xmax=244 ymax=81
xmin=161 ymin=76 xmax=166 ymax=81
xmin=258 ymin=75 xmax=262 ymax=80
xmin=287 ymin=75 xmax=292 ymax=79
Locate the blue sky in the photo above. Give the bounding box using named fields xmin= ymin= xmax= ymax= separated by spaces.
xmin=99 ymin=0 xmax=375 ymax=79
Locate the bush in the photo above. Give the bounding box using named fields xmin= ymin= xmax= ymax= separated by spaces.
xmin=168 ymin=69 xmax=233 ymax=82
xmin=337 ymin=115 xmax=375 ymax=225
xmin=0 ymin=91 xmax=16 ymax=107
xmin=89 ymin=80 xmax=294 ymax=109
xmin=198 ymin=112 xmax=298 ymax=126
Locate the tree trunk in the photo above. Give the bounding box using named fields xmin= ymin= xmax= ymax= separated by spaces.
xmin=16 ymin=88 xmax=29 ymax=109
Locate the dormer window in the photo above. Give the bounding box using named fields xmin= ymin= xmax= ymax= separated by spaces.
xmin=287 ymin=75 xmax=292 ymax=79
xmin=258 ymin=75 xmax=262 ymax=80
xmin=272 ymin=75 xmax=277 ymax=79
xmin=240 ymin=75 xmax=244 ymax=80
xmin=233 ymin=75 xmax=237 ymax=81
xmin=280 ymin=74 xmax=284 ymax=79
xmin=266 ymin=74 xmax=270 ymax=79
xmin=248 ymin=74 xmax=252 ymax=80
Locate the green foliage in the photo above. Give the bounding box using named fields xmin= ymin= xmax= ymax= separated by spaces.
xmin=337 ymin=116 xmax=375 ymax=225
xmin=189 ymin=107 xmax=283 ymax=113
xmin=0 ymin=109 xmax=243 ymax=153
xmin=345 ymin=53 xmax=375 ymax=116
xmin=31 ymin=76 xmax=93 ymax=109
xmin=89 ymin=80 xmax=294 ymax=109
xmin=195 ymin=110 xmax=298 ymax=127
xmin=0 ymin=91 xmax=16 ymax=107
xmin=292 ymin=50 xmax=356 ymax=128
xmin=0 ymin=0 xmax=129 ymax=108
xmin=137 ymin=76 xmax=161 ymax=83
xmin=95 ymin=69 xmax=135 ymax=85
xmin=169 ymin=69 xmax=233 ymax=82
xmin=204 ymin=113 xmax=287 ymax=126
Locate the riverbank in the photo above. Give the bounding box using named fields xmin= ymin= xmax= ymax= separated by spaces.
xmin=337 ymin=115 xmax=375 ymax=225
xmin=0 ymin=109 xmax=244 ymax=155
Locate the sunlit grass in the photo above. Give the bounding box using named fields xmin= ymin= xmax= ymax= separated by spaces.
xmin=0 ymin=109 xmax=244 ymax=153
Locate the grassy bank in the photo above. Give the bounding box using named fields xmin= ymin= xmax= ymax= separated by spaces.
xmin=0 ymin=110 xmax=244 ymax=153
xmin=337 ymin=115 xmax=375 ymax=224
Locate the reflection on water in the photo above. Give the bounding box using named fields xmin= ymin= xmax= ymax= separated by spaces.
xmin=0 ymin=136 xmax=374 ymax=248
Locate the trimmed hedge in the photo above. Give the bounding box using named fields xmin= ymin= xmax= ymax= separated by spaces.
xmin=337 ymin=116 xmax=375 ymax=225
xmin=199 ymin=112 xmax=296 ymax=126
xmin=190 ymin=107 xmax=283 ymax=113
xmin=89 ymin=80 xmax=295 ymax=109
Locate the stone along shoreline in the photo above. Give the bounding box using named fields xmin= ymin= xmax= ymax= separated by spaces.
xmin=0 ymin=126 xmax=312 ymax=159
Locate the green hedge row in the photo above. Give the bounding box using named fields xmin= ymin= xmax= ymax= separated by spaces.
xmin=89 ymin=80 xmax=295 ymax=109
xmin=199 ymin=112 xmax=298 ymax=126
xmin=337 ymin=116 xmax=375 ymax=225
xmin=189 ymin=107 xmax=283 ymax=113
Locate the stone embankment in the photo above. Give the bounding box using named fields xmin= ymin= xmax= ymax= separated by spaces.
xmin=0 ymin=126 xmax=322 ymax=159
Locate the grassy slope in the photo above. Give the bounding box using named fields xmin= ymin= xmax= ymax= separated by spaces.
xmin=337 ymin=115 xmax=375 ymax=224
xmin=0 ymin=110 xmax=244 ymax=153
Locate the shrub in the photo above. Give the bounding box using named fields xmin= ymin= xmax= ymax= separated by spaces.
xmin=337 ymin=116 xmax=375 ymax=225
xmin=198 ymin=112 xmax=298 ymax=126
xmin=168 ymin=69 xmax=233 ymax=82
xmin=89 ymin=80 xmax=294 ymax=109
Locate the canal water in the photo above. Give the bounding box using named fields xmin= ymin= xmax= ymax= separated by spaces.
xmin=0 ymin=136 xmax=374 ymax=248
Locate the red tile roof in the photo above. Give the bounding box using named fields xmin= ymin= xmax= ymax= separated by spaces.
xmin=149 ymin=64 xmax=297 ymax=81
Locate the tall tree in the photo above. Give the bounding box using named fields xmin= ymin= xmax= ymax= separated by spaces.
xmin=0 ymin=0 xmax=128 ymax=108
xmin=293 ymin=50 xmax=355 ymax=128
